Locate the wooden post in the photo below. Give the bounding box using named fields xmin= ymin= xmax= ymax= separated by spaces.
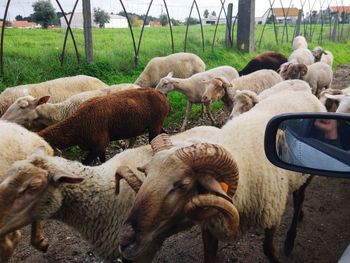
xmin=82 ymin=0 xmax=93 ymax=63
xmin=295 ymin=9 xmax=302 ymax=38
xmin=237 ymin=0 xmax=255 ymax=52
xmin=331 ymin=13 xmax=339 ymax=41
xmin=225 ymin=3 xmax=233 ymax=48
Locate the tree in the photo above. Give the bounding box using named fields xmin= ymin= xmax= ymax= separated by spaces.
xmin=15 ymin=15 xmax=23 ymax=21
xmin=159 ymin=14 xmax=168 ymax=26
xmin=32 ymin=0 xmax=56 ymax=29
xmin=185 ymin=17 xmax=199 ymax=25
xmin=211 ymin=11 xmax=216 ymax=17
xmin=93 ymin=8 xmax=110 ymax=28
xmin=204 ymin=9 xmax=209 ymax=18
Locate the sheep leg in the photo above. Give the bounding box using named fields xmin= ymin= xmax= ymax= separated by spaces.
xmin=284 ymin=176 xmax=313 ymax=256
xmin=201 ymin=103 xmax=204 ymax=118
xmin=180 ymin=101 xmax=192 ymax=132
xmin=263 ymin=226 xmax=281 ymax=263
xmin=0 ymin=231 xmax=21 ymax=262
xmin=202 ymin=227 xmax=218 ymax=263
xmin=205 ymin=104 xmax=216 ymax=126
xmin=83 ymin=152 xmax=99 ymax=165
xmin=98 ymin=152 xmax=106 ymax=163
xmin=31 ymin=221 xmax=49 ymax=252
xmin=148 ymin=126 xmax=163 ymax=143
xmin=127 ymin=137 xmax=137 ymax=148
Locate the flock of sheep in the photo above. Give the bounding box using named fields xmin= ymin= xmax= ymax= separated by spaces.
xmin=0 ymin=35 xmax=349 ymax=263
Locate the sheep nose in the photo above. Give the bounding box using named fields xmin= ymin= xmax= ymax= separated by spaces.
xmin=118 ymin=223 xmax=136 ymax=252
xmin=202 ymin=96 xmax=208 ymax=103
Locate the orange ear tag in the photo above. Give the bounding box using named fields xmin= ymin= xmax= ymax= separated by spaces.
xmin=220 ymin=182 xmax=229 ymax=193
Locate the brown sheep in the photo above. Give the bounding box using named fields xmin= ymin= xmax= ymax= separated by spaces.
xmin=38 ymin=88 xmax=170 ymax=165
xmin=239 ymin=51 xmax=288 ymax=76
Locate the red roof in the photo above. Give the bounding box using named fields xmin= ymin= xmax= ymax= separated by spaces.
xmin=330 ymin=6 xmax=350 ymax=13
xmin=11 ymin=21 xmax=36 ymax=28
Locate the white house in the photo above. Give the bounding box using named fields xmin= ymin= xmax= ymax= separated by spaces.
xmin=60 ymin=13 xmax=128 ymax=28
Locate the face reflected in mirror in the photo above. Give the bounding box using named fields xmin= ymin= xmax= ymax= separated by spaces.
xmin=275 ymin=118 xmax=350 ymax=172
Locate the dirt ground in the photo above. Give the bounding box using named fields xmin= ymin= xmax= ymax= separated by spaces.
xmin=9 ymin=65 xmax=350 ymax=263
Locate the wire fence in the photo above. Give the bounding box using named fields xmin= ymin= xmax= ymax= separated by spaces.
xmin=0 ymin=0 xmax=349 ymax=75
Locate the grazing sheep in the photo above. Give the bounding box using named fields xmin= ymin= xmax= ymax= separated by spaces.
xmin=0 ymin=121 xmax=53 ymax=263
xmin=239 ymin=51 xmax=288 ymax=76
xmin=135 ymin=52 xmax=205 ymax=87
xmin=312 ymin=47 xmax=334 ymax=66
xmin=38 ymin=88 xmax=170 ymax=164
xmin=279 ymin=62 xmax=333 ymax=97
xmin=202 ymin=69 xmax=283 ymax=113
xmin=0 ymin=75 xmax=108 ymax=117
xmin=292 ymin=35 xmax=308 ymax=50
xmin=228 ymin=79 xmax=312 ymax=119
xmin=0 ymin=126 xmax=218 ymax=263
xmin=1 ymin=83 xmax=140 ymax=131
xmin=116 ymin=90 xmax=326 ymax=263
xmin=156 ymin=66 xmax=239 ymax=131
xmin=288 ymin=48 xmax=314 ymax=65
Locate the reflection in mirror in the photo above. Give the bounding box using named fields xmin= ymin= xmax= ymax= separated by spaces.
xmin=276 ymin=118 xmax=350 ymax=172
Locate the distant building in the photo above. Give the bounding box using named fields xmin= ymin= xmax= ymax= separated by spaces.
xmin=60 ymin=13 xmax=128 ymax=28
xmin=329 ymin=6 xmax=350 ymax=14
xmin=148 ymin=21 xmax=161 ymax=27
xmin=11 ymin=21 xmax=37 ymax=28
xmin=201 ymin=15 xmax=235 ymax=25
xmin=257 ymin=7 xmax=300 ymax=24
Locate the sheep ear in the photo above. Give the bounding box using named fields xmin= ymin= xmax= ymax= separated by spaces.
xmin=37 ymin=96 xmax=50 ymax=106
xmin=52 ymin=171 xmax=84 ymax=185
xmin=31 ymin=146 xmax=48 ymax=156
xmin=324 ymin=93 xmax=344 ymax=101
xmin=115 ymin=166 xmax=143 ymax=195
xmin=167 ymin=72 xmax=174 ymax=78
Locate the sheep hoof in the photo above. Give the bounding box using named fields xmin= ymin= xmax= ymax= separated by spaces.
xmin=32 ymin=238 xmax=49 ymax=253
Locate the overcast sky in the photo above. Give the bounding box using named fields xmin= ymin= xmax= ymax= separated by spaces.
xmin=0 ymin=0 xmax=349 ymax=22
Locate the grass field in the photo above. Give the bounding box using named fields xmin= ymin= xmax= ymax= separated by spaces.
xmin=1 ymin=24 xmax=349 ymax=124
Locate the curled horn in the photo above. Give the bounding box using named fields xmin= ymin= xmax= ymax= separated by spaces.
xmin=175 ymin=143 xmax=239 ymax=198
xmin=115 ymin=166 xmax=143 ymax=195
xmin=184 ymin=194 xmax=240 ymax=238
xmin=150 ymin=133 xmax=174 ymax=155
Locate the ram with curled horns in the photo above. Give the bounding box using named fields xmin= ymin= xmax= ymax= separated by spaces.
xmin=116 ymin=89 xmax=327 ymax=263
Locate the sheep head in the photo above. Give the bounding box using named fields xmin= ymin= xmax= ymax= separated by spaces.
xmin=312 ymin=46 xmax=326 ymax=62
xmin=0 ymin=153 xmax=83 ymax=237
xmin=201 ymin=77 xmax=232 ymax=105
xmin=319 ymin=88 xmax=343 ymax=112
xmin=324 ymin=93 xmax=350 ymax=113
xmin=229 ymin=90 xmax=259 ymax=119
xmin=117 ymin=134 xmax=240 ymax=261
xmin=280 ymin=63 xmax=308 ymax=80
xmin=0 ymin=95 xmax=50 ymax=131
xmin=155 ymin=72 xmax=176 ymax=94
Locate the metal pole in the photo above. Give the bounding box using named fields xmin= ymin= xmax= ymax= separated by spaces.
xmin=0 ymin=0 xmax=11 ymax=75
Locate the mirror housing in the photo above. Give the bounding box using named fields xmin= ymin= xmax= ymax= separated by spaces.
xmin=264 ymin=113 xmax=350 ymax=179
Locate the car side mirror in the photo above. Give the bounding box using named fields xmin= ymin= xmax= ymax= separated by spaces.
xmin=264 ymin=113 xmax=350 ymax=179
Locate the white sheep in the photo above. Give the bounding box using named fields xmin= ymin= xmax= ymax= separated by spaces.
xmin=156 ymin=66 xmax=239 ymax=131
xmin=288 ymin=48 xmax=314 ymax=65
xmin=229 ymin=79 xmax=312 ymax=119
xmin=323 ymin=87 xmax=350 ymax=113
xmin=312 ymin=46 xmax=334 ymax=66
xmin=292 ymin=35 xmax=308 ymax=50
xmin=1 ymin=83 xmax=140 ymax=131
xmin=134 ymin=52 xmax=206 ymax=87
xmin=0 ymin=125 xmax=218 ymax=263
xmin=0 ymin=120 xmax=53 ymax=262
xmin=116 ymin=89 xmax=326 ymax=263
xmin=202 ymin=69 xmax=283 ymax=114
xmin=0 ymin=75 xmax=108 ymax=117
xmin=279 ymin=62 xmax=333 ymax=97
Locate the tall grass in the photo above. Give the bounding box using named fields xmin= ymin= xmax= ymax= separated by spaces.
xmin=1 ymin=24 xmax=349 ymax=124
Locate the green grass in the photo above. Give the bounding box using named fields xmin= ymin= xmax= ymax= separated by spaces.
xmin=1 ymin=24 xmax=350 ymax=125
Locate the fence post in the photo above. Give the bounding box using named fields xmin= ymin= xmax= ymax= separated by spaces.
xmin=295 ymin=9 xmax=302 ymax=37
xmin=237 ymin=0 xmax=255 ymax=52
xmin=225 ymin=3 xmax=233 ymax=48
xmin=331 ymin=13 xmax=339 ymax=41
xmin=83 ymin=0 xmax=93 ymax=63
